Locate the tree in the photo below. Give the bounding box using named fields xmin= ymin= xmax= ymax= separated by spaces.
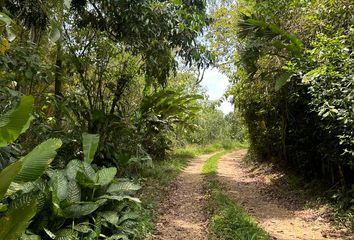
xmin=214 ymin=0 xmax=354 ymax=190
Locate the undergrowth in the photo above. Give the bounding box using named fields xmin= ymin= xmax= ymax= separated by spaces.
xmin=203 ymin=149 xmax=270 ymax=240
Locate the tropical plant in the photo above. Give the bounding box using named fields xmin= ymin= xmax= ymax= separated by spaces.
xmin=218 ymin=0 xmax=353 ymax=195
xmin=0 ymin=95 xmax=62 ymax=240
xmin=23 ymin=133 xmax=141 ymax=239
xmin=138 ymin=89 xmax=202 ymax=159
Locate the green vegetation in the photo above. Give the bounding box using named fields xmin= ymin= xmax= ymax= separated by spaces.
xmin=208 ymin=0 xmax=354 ymax=228
xmin=1 ymin=0 xmax=352 ymax=238
xmin=203 ymin=150 xmax=269 ymax=240
xmin=0 ymin=97 xmax=62 ymax=240
xmin=202 ymin=151 xmax=229 ymax=175
xmin=208 ymin=191 xmax=270 ymax=240
xmin=202 ymin=142 xmax=248 ymax=175
xmin=1 ymin=1 xmax=243 ymax=238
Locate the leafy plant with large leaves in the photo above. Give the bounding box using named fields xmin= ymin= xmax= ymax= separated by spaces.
xmin=23 ymin=133 xmax=142 ymax=239
xmin=0 ymin=95 xmax=62 ymax=240
xmin=138 ymin=89 xmax=202 ymax=159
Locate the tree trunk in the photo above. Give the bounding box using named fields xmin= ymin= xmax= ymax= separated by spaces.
xmin=54 ymin=42 xmax=63 ymax=126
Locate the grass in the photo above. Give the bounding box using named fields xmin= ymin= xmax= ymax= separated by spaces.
xmin=203 ymin=149 xmax=270 ymax=240
xmin=202 ymin=150 xmax=230 ymax=174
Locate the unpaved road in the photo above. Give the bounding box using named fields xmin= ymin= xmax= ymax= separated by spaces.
xmin=152 ymin=150 xmax=349 ymax=240
xmin=217 ymin=150 xmax=342 ymax=240
xmin=152 ymin=153 xmax=213 ymax=240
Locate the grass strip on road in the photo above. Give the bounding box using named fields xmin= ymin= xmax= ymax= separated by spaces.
xmin=202 ymin=150 xmax=230 ymax=175
xmin=202 ymin=149 xmax=270 ymax=240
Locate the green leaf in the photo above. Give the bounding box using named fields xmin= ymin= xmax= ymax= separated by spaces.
xmin=0 ymin=96 xmax=34 ymax=147
xmin=48 ymin=170 xmax=68 ymax=202
xmin=0 ymin=197 xmax=36 ymax=240
xmin=76 ymin=162 xmax=96 ymax=188
xmin=275 ymin=71 xmax=292 ymax=91
xmin=64 ymin=0 xmax=73 ymax=8
xmin=14 ymin=138 xmax=62 ymax=182
xmin=100 ymin=211 xmax=119 ymax=225
xmin=96 ymin=167 xmax=117 ymax=186
xmin=48 ymin=170 xmax=67 ymax=216
xmin=107 ymin=182 xmax=141 ymax=194
xmin=25 ymin=69 xmax=33 ymax=79
xmin=98 ymin=195 xmax=141 ymax=203
xmin=0 ymin=160 xmax=22 ymax=199
xmin=82 ymin=133 xmax=100 ymax=164
xmin=65 ymin=159 xmax=82 ymax=180
xmin=49 ymin=27 xmax=61 ymax=43
xmin=20 ymin=234 xmax=41 ymax=240
xmin=66 ymin=180 xmax=81 ymax=203
xmin=62 ymin=202 xmax=100 ymax=218
xmin=117 ymin=212 xmax=139 ymax=225
xmin=43 ymin=228 xmax=56 ymax=239
xmin=73 ymin=223 xmax=92 ymax=233
xmin=54 ymin=229 xmax=78 ymax=240
xmin=6 ymin=25 xmax=16 ymax=42
xmin=0 ymin=12 xmax=13 ymax=25
xmin=106 ymin=234 xmax=129 ymax=240
xmin=302 ymin=65 xmax=326 ymax=84
xmin=5 ymin=182 xmax=27 ymax=197
xmin=76 ymin=171 xmax=95 ymax=188
xmin=0 ymin=203 xmax=8 ymax=212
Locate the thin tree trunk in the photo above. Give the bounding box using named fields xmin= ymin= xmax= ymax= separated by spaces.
xmin=54 ymin=42 xmax=63 ymax=126
xmin=338 ymin=164 xmax=346 ymax=192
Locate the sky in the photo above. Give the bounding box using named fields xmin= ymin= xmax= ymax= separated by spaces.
xmin=200 ymin=68 xmax=233 ymax=114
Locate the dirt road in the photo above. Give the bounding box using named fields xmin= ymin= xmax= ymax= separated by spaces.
xmin=152 ymin=150 xmax=347 ymax=240
xmin=152 ymin=153 xmax=213 ymax=240
xmin=217 ymin=150 xmax=339 ymax=240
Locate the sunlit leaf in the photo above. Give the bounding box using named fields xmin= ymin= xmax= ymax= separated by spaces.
xmin=82 ymin=133 xmax=100 ymax=164
xmin=0 ymin=96 xmax=34 ymax=147
xmin=15 ymin=138 xmax=62 ymax=182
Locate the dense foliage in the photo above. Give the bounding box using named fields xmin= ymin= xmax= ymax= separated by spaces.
xmin=208 ymin=0 xmax=353 ymax=205
xmin=4 ymin=0 xmax=352 ymax=238
xmin=0 ymin=1 xmax=244 ymax=238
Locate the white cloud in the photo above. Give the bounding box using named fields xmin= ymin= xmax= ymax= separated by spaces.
xmin=200 ymin=68 xmax=233 ymax=114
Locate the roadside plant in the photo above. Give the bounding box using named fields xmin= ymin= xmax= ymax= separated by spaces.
xmin=0 ymin=95 xmax=62 ymax=240
xmin=23 ymin=133 xmax=142 ymax=239
xmin=138 ymin=89 xmax=202 ymax=159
